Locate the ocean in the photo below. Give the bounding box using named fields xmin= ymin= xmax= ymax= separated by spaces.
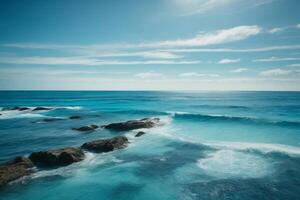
xmin=0 ymin=91 xmax=299 ymax=200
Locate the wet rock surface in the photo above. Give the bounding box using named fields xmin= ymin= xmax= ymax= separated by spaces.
xmin=32 ymin=107 xmax=51 ymax=111
xmin=135 ymin=131 xmax=146 ymax=137
xmin=2 ymin=107 xmax=30 ymax=111
xmin=73 ymin=124 xmax=99 ymax=131
xmin=103 ymin=118 xmax=161 ymax=131
xmin=81 ymin=136 xmax=128 ymax=153
xmin=69 ymin=115 xmax=81 ymax=119
xmin=29 ymin=147 xmax=84 ymax=167
xmin=0 ymin=157 xmax=34 ymax=188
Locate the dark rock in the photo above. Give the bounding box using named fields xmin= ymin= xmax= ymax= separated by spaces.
xmin=69 ymin=116 xmax=81 ymax=120
xmin=2 ymin=106 xmax=30 ymax=111
xmin=29 ymin=147 xmax=84 ymax=167
xmin=34 ymin=118 xmax=64 ymax=123
xmin=135 ymin=131 xmax=146 ymax=137
xmin=81 ymin=136 xmax=128 ymax=153
xmin=0 ymin=156 xmax=34 ymax=188
xmin=32 ymin=107 xmax=51 ymax=111
xmin=73 ymin=125 xmax=99 ymax=131
xmin=102 ymin=118 xmax=161 ymax=131
xmin=18 ymin=107 xmax=30 ymax=111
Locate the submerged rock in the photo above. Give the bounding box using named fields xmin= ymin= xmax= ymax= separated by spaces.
xmin=2 ymin=106 xmax=30 ymax=111
xmin=29 ymin=147 xmax=84 ymax=167
xmin=32 ymin=107 xmax=51 ymax=111
xmin=69 ymin=115 xmax=81 ymax=120
xmin=73 ymin=125 xmax=99 ymax=131
xmin=81 ymin=136 xmax=128 ymax=153
xmin=34 ymin=118 xmax=64 ymax=123
xmin=135 ymin=131 xmax=146 ymax=137
xmin=0 ymin=156 xmax=34 ymax=188
xmin=102 ymin=118 xmax=161 ymax=131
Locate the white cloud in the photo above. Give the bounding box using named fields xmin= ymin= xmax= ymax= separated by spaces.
xmin=135 ymin=72 xmax=164 ymax=79
xmin=147 ymin=25 xmax=261 ymax=48
xmin=0 ymin=56 xmax=200 ymax=65
xmin=218 ymin=58 xmax=240 ymax=64
xmin=289 ymin=64 xmax=300 ymax=67
xmin=268 ymin=27 xmax=284 ymax=34
xmin=254 ymin=57 xmax=300 ymax=62
xmin=174 ymin=0 xmax=234 ymax=15
xmin=138 ymin=51 xmax=181 ymax=59
xmin=259 ymin=68 xmax=291 ymax=76
xmin=4 ymin=26 xmax=261 ymax=50
xmin=296 ymin=24 xmax=300 ymax=29
xmin=166 ymin=45 xmax=300 ymax=53
xmin=179 ymin=72 xmax=219 ymax=77
xmin=230 ymin=68 xmax=248 ymax=73
xmin=86 ymin=51 xmax=182 ymax=59
xmin=173 ymin=0 xmax=276 ymax=16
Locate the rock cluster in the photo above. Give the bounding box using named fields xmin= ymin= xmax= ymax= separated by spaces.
xmin=0 ymin=117 xmax=158 ymax=188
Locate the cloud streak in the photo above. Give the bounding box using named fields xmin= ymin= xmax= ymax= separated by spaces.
xmin=259 ymin=68 xmax=291 ymax=76
xmin=4 ymin=26 xmax=261 ymax=50
xmin=254 ymin=57 xmax=300 ymax=62
xmin=179 ymin=72 xmax=219 ymax=77
xmin=230 ymin=68 xmax=248 ymax=73
xmin=218 ymin=58 xmax=240 ymax=64
xmin=0 ymin=56 xmax=200 ymax=65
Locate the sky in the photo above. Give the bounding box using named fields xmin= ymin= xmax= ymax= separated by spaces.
xmin=0 ymin=0 xmax=300 ymax=91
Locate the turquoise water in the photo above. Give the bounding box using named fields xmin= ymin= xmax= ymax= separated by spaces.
xmin=0 ymin=91 xmax=300 ymax=200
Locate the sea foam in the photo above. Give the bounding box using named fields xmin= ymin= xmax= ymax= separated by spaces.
xmin=197 ymin=149 xmax=272 ymax=178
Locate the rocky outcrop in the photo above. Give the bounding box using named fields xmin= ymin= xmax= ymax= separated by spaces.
xmin=0 ymin=156 xmax=34 ymax=188
xmin=69 ymin=116 xmax=81 ymax=120
xmin=29 ymin=147 xmax=84 ymax=167
xmin=135 ymin=131 xmax=146 ymax=137
xmin=81 ymin=136 xmax=128 ymax=153
xmin=32 ymin=107 xmax=51 ymax=111
xmin=102 ymin=118 xmax=161 ymax=131
xmin=73 ymin=125 xmax=99 ymax=131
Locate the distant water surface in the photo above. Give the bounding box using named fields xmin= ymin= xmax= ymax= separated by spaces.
xmin=0 ymin=91 xmax=299 ymax=200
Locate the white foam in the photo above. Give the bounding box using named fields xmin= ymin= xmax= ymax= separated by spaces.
xmin=55 ymin=106 xmax=82 ymax=110
xmin=204 ymin=141 xmax=300 ymax=157
xmin=0 ymin=110 xmax=46 ymax=119
xmin=197 ymin=149 xmax=272 ymax=178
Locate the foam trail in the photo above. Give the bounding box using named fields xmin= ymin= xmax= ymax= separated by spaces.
xmin=204 ymin=141 xmax=300 ymax=157
xmin=0 ymin=111 xmax=46 ymax=119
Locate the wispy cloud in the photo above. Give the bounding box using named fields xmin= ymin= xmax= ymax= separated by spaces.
xmin=289 ymin=64 xmax=300 ymax=67
xmin=296 ymin=24 xmax=300 ymax=29
xmin=254 ymin=57 xmax=300 ymax=62
xmin=259 ymin=68 xmax=291 ymax=76
xmin=218 ymin=58 xmax=240 ymax=64
xmin=166 ymin=45 xmax=300 ymax=53
xmin=230 ymin=68 xmax=248 ymax=73
xmin=174 ymin=0 xmax=235 ymax=15
xmin=173 ymin=0 xmax=276 ymax=16
xmin=179 ymin=72 xmax=219 ymax=77
xmin=135 ymin=72 xmax=164 ymax=79
xmin=4 ymin=26 xmax=261 ymax=50
xmin=268 ymin=27 xmax=285 ymax=34
xmin=0 ymin=56 xmax=200 ymax=65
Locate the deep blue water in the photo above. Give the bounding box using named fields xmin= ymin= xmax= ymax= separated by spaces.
xmin=0 ymin=91 xmax=300 ymax=200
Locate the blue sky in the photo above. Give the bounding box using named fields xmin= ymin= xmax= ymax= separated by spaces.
xmin=0 ymin=0 xmax=300 ymax=90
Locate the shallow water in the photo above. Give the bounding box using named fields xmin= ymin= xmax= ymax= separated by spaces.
xmin=0 ymin=91 xmax=300 ymax=200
